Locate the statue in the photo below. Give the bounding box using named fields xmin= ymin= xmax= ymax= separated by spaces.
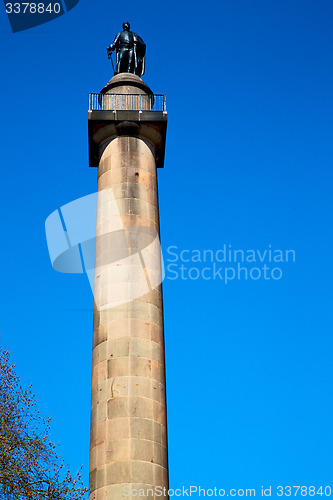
xmin=107 ymin=22 xmax=146 ymax=77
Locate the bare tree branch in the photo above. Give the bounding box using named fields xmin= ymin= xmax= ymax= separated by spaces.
xmin=0 ymin=349 xmax=87 ymax=500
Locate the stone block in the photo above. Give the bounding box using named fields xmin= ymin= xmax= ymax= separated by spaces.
xmin=90 ymin=420 xmax=106 ymax=448
xmin=92 ymin=324 xmax=108 ymax=348
xmin=152 ymin=442 xmax=168 ymax=468
xmin=108 ymin=337 xmax=131 ymax=358
xmin=128 ymin=396 xmax=154 ymax=420
xmin=108 ymin=357 xmax=151 ymax=379
xmin=127 ymin=376 xmax=160 ymax=401
xmin=130 ymin=417 xmax=154 ymax=441
xmin=130 ymin=337 xmax=162 ymax=363
xmin=112 ymin=182 xmax=148 ymax=202
xmin=106 ymin=417 xmax=130 ymax=441
xmin=153 ymin=400 xmax=167 ymax=426
xmin=130 ymin=461 xmax=155 ymax=484
xmin=131 ymin=438 xmax=154 ymax=462
xmin=102 ymin=318 xmax=151 ymax=341
xmin=137 ymin=288 xmax=163 ymax=309
xmin=150 ymin=323 xmax=164 ymax=345
xmin=106 ymin=461 xmax=131 ymax=485
xmin=91 ymin=360 xmax=108 ymax=389
xmin=120 ymin=214 xmax=158 ymax=231
xmin=106 ymin=438 xmax=130 ymax=463
xmin=91 ymin=400 xmax=107 ymax=426
xmin=90 ymin=442 xmax=106 ymax=470
xmin=107 ymin=397 xmax=129 ymax=419
xmin=92 ymin=341 xmax=108 ymax=367
xmin=151 ymin=360 xmax=165 ymax=384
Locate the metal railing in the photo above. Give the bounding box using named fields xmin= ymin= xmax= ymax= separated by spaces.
xmin=89 ymin=93 xmax=166 ymax=112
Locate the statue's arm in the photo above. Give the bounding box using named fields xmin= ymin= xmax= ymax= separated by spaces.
xmin=107 ymin=32 xmax=120 ymax=52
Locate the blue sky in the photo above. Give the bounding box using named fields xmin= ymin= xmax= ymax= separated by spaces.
xmin=1 ymin=0 xmax=333 ymax=495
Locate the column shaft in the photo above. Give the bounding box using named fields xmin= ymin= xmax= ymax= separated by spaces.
xmin=89 ymin=133 xmax=168 ymax=500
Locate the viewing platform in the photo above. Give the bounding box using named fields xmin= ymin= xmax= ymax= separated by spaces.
xmin=89 ymin=93 xmax=166 ymax=112
xmin=88 ymin=91 xmax=167 ymax=169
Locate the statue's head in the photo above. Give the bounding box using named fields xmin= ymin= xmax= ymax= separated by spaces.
xmin=122 ymin=22 xmax=130 ymax=31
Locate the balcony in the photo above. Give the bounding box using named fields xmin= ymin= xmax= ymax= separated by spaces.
xmin=89 ymin=93 xmax=166 ymax=112
xmin=88 ymin=93 xmax=167 ymax=169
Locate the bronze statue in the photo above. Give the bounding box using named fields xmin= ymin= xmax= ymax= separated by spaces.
xmin=107 ymin=22 xmax=146 ymax=77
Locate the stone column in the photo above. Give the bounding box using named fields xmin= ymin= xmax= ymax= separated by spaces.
xmin=89 ymin=74 xmax=168 ymax=500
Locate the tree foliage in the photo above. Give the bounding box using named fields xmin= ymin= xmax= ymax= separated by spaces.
xmin=0 ymin=349 xmax=87 ymax=500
